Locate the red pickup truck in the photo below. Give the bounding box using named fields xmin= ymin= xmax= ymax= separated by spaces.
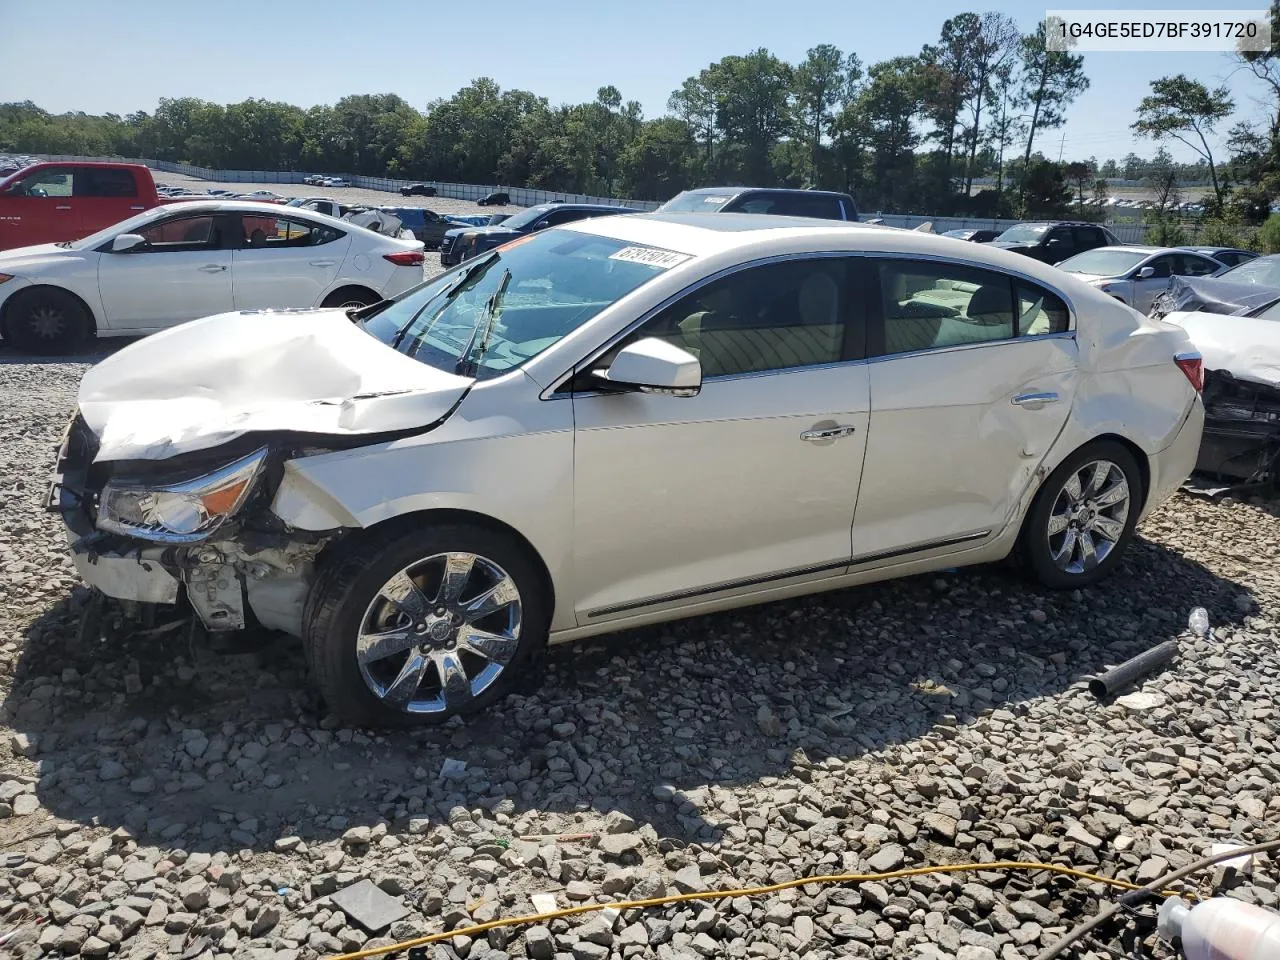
xmin=0 ymin=162 xmax=174 ymax=251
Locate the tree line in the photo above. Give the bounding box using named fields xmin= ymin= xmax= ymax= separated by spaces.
xmin=4 ymin=5 xmax=1280 ymax=227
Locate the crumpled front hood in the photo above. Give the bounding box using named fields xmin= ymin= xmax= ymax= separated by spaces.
xmin=78 ymin=309 xmax=474 ymax=462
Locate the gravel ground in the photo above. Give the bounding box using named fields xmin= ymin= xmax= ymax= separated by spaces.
xmin=1 ymin=350 xmax=1279 ymax=960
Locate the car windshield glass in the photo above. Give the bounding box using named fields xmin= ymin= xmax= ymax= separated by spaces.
xmin=494 ymin=205 xmax=553 ymax=230
xmin=68 ymin=206 xmax=182 ymax=250
xmin=659 ymin=192 xmax=735 ymax=212
xmin=942 ymin=230 xmax=971 ymax=238
xmin=1220 ymin=256 xmax=1280 ymax=286
xmin=285 ymin=198 xmax=307 ymax=207
xmin=359 ymin=231 xmax=678 ymax=380
xmin=1057 ymin=249 xmax=1147 ymax=275
xmin=995 ymin=224 xmax=1050 ymax=243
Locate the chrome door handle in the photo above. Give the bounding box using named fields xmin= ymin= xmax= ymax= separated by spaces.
xmin=801 ymin=425 xmax=857 ymax=441
xmin=56 ymin=205 xmax=72 ymax=210
xmin=309 ymin=259 xmax=337 ymax=267
xmin=198 ymin=264 xmax=227 ymax=272
xmin=1012 ymin=392 xmax=1060 ymax=409
xmin=130 ymin=205 xmax=145 ymax=211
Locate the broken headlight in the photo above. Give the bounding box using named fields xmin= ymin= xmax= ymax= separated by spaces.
xmin=96 ymin=448 xmax=267 ymax=543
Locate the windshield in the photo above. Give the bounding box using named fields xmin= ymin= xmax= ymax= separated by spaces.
xmin=285 ymin=198 xmax=307 ymax=207
xmin=359 ymin=230 xmax=683 ymax=380
xmin=1220 ymin=256 xmax=1280 ymax=287
xmin=995 ymin=224 xmax=1050 ymax=243
xmin=495 ymin=205 xmax=555 ymax=231
xmin=1057 ymin=249 xmax=1147 ymax=276
xmin=659 ymin=192 xmax=735 ymax=213
xmin=67 ymin=205 xmax=184 ymax=250
xmin=942 ymin=229 xmax=971 ymax=238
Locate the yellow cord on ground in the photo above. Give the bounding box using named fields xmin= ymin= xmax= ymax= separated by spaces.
xmin=329 ymin=859 xmax=1193 ymax=960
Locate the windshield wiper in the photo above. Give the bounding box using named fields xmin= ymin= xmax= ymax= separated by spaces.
xmin=456 ymin=268 xmax=511 ymax=377
xmin=54 ymin=241 xmax=72 ymax=248
xmin=385 ymin=253 xmax=496 ymax=350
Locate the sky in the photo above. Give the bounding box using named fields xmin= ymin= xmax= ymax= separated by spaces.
xmin=0 ymin=0 xmax=1270 ymax=165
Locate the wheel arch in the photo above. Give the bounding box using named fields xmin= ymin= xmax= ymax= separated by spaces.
xmin=1019 ymin=431 xmax=1151 ymax=542
xmin=0 ymin=283 xmax=99 ymax=339
xmin=320 ymin=284 xmax=381 ymax=309
xmin=321 ymin=507 xmax=558 ymax=624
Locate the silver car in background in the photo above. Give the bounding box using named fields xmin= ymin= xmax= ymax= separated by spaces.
xmin=1055 ymin=245 xmax=1223 ymax=315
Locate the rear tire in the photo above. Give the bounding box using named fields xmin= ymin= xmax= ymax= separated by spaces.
xmin=321 ymin=287 xmax=379 ymax=310
xmin=304 ymin=522 xmax=550 ymax=727
xmin=1019 ymin=440 xmax=1142 ymax=590
xmin=4 ymin=287 xmax=90 ymax=354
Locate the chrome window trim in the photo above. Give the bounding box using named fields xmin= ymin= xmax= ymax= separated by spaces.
xmin=539 ymin=249 xmax=1080 ymax=401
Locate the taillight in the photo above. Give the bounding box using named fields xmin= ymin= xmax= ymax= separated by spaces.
xmin=1175 ymin=352 xmax=1203 ymax=392
xmin=384 ymin=251 xmax=425 ymax=266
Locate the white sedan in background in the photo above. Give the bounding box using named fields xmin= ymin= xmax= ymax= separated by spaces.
xmin=0 ymin=200 xmax=425 ymax=352
xmin=1055 ymin=245 xmax=1223 ymax=315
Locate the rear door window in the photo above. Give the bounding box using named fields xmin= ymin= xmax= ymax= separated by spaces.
xmin=770 ymin=194 xmax=844 ymax=219
xmin=77 ymin=168 xmax=138 ymax=198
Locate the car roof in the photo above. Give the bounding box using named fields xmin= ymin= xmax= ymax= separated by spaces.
xmin=676 ymin=186 xmax=852 ymax=199
xmin=563 ymin=211 xmax=1084 ymax=277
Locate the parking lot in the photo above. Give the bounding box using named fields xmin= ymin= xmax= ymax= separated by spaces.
xmin=0 ymin=340 xmax=1278 ymax=958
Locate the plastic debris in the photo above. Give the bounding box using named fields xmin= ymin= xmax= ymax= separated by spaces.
xmin=530 ymin=893 xmax=559 ymax=914
xmin=330 ymin=878 xmax=410 ymax=933
xmin=1189 ymin=607 xmax=1211 ymax=637
xmin=438 ymin=758 xmax=467 ymax=780
xmin=1209 ymin=843 xmax=1255 ymax=874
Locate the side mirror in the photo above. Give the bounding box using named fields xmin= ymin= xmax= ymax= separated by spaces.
xmin=600 ymin=338 xmax=702 ymax=396
xmin=1136 ymin=265 xmax=1155 ymax=279
xmin=111 ymin=233 xmax=147 ymax=253
xmin=1046 ymin=237 xmax=1063 ymax=246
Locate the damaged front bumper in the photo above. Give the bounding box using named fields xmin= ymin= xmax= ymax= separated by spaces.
xmin=48 ymin=413 xmax=331 ymax=637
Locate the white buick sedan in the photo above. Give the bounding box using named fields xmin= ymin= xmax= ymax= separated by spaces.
xmin=53 ymin=213 xmax=1204 ymax=726
xmin=0 ymin=200 xmax=426 ymax=352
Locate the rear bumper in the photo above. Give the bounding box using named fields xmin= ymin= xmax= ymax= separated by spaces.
xmin=1144 ymin=397 xmax=1205 ymax=516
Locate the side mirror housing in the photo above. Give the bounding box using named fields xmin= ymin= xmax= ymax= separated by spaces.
xmin=1136 ymin=265 xmax=1156 ymax=279
xmin=601 ymin=338 xmax=702 ymax=397
xmin=111 ymin=233 xmax=147 ymax=253
xmin=1045 ymin=237 xmax=1063 ymax=247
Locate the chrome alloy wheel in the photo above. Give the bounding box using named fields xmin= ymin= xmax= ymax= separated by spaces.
xmin=1045 ymin=459 xmax=1131 ymax=575
xmin=356 ymin=552 xmax=522 ymax=714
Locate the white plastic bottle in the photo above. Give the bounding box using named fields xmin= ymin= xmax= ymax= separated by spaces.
xmin=1158 ymin=896 xmax=1280 ymax=959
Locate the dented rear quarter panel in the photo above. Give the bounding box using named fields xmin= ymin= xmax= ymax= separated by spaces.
xmin=1042 ymin=290 xmax=1198 ymax=516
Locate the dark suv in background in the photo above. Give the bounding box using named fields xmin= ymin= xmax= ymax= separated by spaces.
xmin=657 ymin=187 xmax=859 ymax=221
xmin=439 ymin=202 xmax=642 ymax=266
xmin=984 ymin=221 xmax=1120 ymax=265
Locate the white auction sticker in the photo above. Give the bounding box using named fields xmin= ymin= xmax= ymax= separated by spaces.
xmin=609 ymin=246 xmax=693 ymax=269
xmin=1046 ymin=9 xmax=1270 ymax=52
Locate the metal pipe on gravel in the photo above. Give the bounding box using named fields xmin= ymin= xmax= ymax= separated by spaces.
xmin=1087 ymin=640 xmax=1180 ymax=699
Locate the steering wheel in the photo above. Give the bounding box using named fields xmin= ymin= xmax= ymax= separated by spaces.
xmin=29 ymin=187 xmax=47 ymax=198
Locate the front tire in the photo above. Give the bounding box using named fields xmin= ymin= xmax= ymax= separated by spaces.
xmin=4 ymin=287 xmax=90 ymax=354
xmin=1019 ymin=440 xmax=1142 ymax=590
xmin=304 ymin=523 xmax=549 ymax=727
